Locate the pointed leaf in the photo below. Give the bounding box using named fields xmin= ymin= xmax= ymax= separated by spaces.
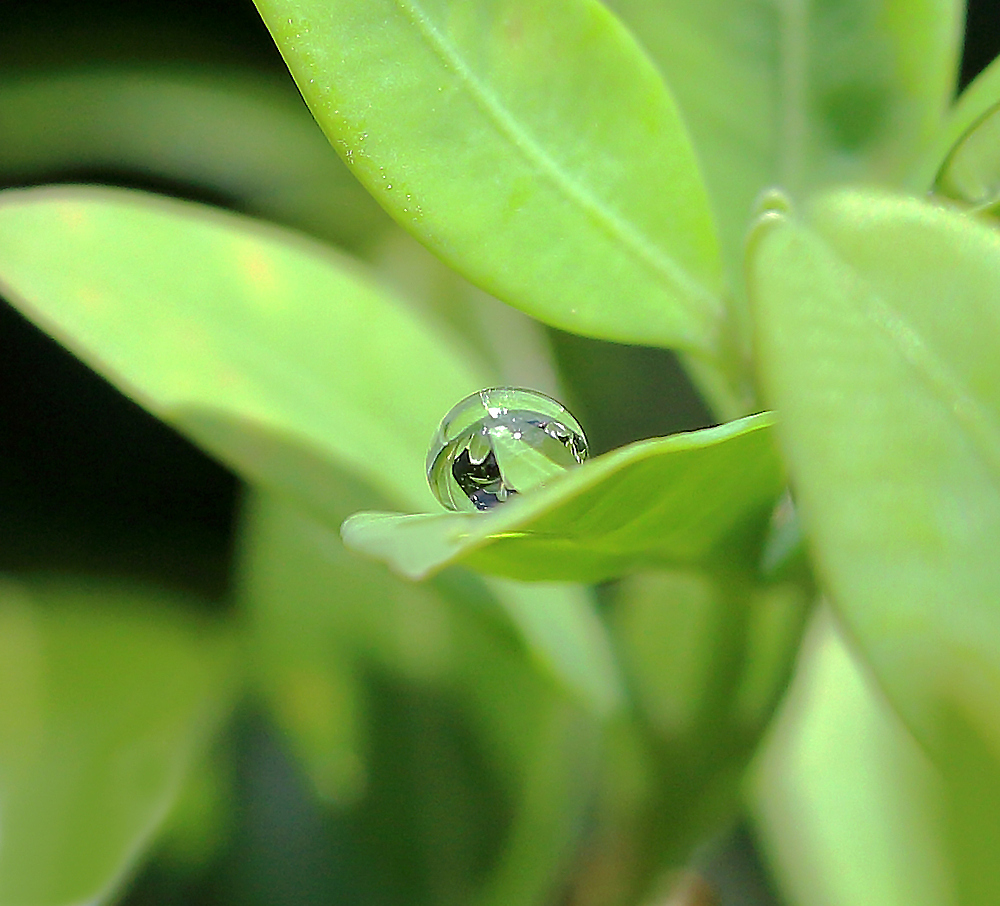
xmin=253 ymin=0 xmax=724 ymax=354
xmin=342 ymin=413 xmax=783 ymax=582
xmin=922 ymin=53 xmax=1000 ymax=203
xmin=0 ymin=186 xmax=487 ymax=514
xmin=750 ymin=188 xmax=1000 ymax=763
xmin=0 ymin=577 xmax=236 ymax=906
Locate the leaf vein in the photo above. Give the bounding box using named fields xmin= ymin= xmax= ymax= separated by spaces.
xmin=393 ymin=0 xmax=718 ymax=340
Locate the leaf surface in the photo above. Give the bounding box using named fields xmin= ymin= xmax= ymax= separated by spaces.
xmin=0 ymin=67 xmax=390 ymax=251
xmin=0 ymin=185 xmax=486 ymax=515
xmin=0 ymin=577 xmax=235 ymax=906
xmin=342 ymin=413 xmax=783 ymax=582
xmin=751 ymin=611 xmax=954 ymax=906
xmin=750 ymin=188 xmax=1000 ymax=763
xmin=253 ymin=0 xmax=724 ymax=354
xmin=239 ymin=490 xmax=607 ymax=906
xmin=921 ymin=53 xmax=1000 ymax=203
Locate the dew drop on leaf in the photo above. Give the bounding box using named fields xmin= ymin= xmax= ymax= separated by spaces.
xmin=426 ymin=387 xmax=589 ymax=512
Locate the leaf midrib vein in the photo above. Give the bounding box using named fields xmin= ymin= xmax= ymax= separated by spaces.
xmin=393 ymin=0 xmax=717 ymax=335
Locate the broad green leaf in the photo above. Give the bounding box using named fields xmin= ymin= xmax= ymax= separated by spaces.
xmin=749 ymin=188 xmax=1000 ymax=765
xmin=0 ymin=185 xmax=622 ymax=729
xmin=934 ymin=704 xmax=1000 ymax=905
xmin=919 ymin=53 xmax=1000 ymax=203
xmin=606 ymin=0 xmax=961 ymax=284
xmin=342 ymin=412 xmax=783 ymax=582
xmin=0 ymin=185 xmax=486 ymax=513
xmin=238 ymin=489 xmax=604 ymax=906
xmin=751 ymin=610 xmax=955 ymax=906
xmin=0 ymin=576 xmax=236 ymax=906
xmin=0 ymin=67 xmax=390 ymax=251
xmin=241 ymin=485 xmax=622 ymax=761
xmin=253 ymin=0 xmax=725 ymax=357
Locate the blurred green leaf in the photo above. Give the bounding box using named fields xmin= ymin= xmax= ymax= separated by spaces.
xmin=0 ymin=67 xmax=391 ymax=251
xmin=934 ymin=102 xmax=1000 ymax=209
xmin=253 ymin=0 xmax=725 ymax=358
xmin=342 ymin=413 xmax=783 ymax=582
xmin=155 ymin=742 xmax=234 ymax=874
xmin=909 ymin=52 xmax=1000 ymax=194
xmin=0 ymin=184 xmax=621 ymax=773
xmin=0 ymin=185 xmax=486 ymax=514
xmin=487 ymin=576 xmax=624 ymax=719
xmin=0 ymin=576 xmax=236 ymax=906
xmin=581 ymin=568 xmax=809 ymax=899
xmin=238 ymin=490 xmax=603 ymax=906
xmin=749 ymin=189 xmax=1000 ymax=768
xmin=922 ymin=52 xmax=1000 ymax=205
xmin=606 ymin=0 xmax=962 ymax=283
xmin=368 ymin=226 xmax=565 ymax=399
xmin=751 ymin=610 xmax=955 ymax=906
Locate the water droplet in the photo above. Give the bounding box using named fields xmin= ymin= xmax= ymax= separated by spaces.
xmin=426 ymin=387 xmax=588 ymax=512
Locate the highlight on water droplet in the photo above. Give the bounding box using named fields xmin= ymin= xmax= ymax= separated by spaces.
xmin=426 ymin=387 xmax=588 ymax=512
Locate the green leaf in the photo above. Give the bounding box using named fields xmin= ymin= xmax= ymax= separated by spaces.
xmin=751 ymin=610 xmax=954 ymax=906
xmin=920 ymin=53 xmax=1000 ymax=204
xmin=0 ymin=66 xmax=391 ymax=251
xmin=342 ymin=412 xmax=783 ymax=582
xmin=253 ymin=0 xmax=724 ymax=355
xmin=367 ymin=224 xmax=566 ymax=392
xmin=0 ymin=576 xmax=236 ymax=906
xmin=749 ymin=188 xmax=1000 ymax=765
xmin=243 ymin=484 xmax=622 ymax=754
xmin=606 ymin=0 xmax=962 ymax=281
xmin=0 ymin=185 xmax=487 ymax=514
xmin=596 ymin=568 xmax=809 ymax=891
xmin=239 ymin=490 xmax=605 ymax=906
xmin=487 ymin=576 xmax=624 ymax=718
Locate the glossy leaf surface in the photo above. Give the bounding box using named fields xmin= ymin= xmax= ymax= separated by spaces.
xmin=0 ymin=185 xmax=485 ymax=514
xmin=254 ymin=0 xmax=724 ymax=355
xmin=750 ymin=189 xmax=1000 ymax=763
xmin=0 ymin=577 xmax=235 ymax=906
xmin=342 ymin=413 xmax=783 ymax=582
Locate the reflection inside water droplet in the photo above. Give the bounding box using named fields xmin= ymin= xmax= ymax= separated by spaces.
xmin=426 ymin=387 xmax=588 ymax=512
